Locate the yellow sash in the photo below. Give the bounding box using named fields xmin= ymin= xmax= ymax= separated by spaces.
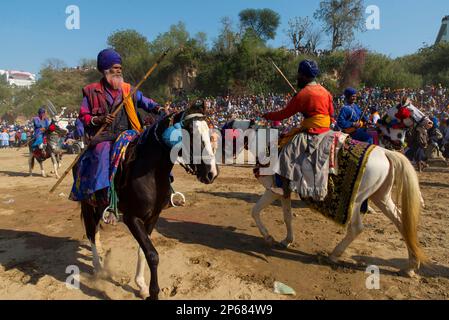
xmin=121 ymin=83 xmax=143 ymax=133
xmin=279 ymin=115 xmax=331 ymax=148
xmin=300 ymin=114 xmax=331 ymax=130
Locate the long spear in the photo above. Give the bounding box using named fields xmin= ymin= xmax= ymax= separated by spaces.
xmin=268 ymin=58 xmax=297 ymax=94
xmin=49 ymin=48 xmax=170 ymax=193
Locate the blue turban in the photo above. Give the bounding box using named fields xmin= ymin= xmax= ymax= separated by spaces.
xmin=298 ymin=60 xmax=319 ymax=78
xmin=344 ymin=87 xmax=358 ymax=98
xmin=97 ymin=49 xmax=122 ymax=72
xmin=38 ymin=107 xmax=46 ymax=115
xmin=432 ymin=116 xmax=439 ymax=128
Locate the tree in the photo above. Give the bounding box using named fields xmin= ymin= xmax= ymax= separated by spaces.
xmin=194 ymin=32 xmax=208 ymax=51
xmin=285 ymin=17 xmax=313 ymax=53
xmin=314 ymin=0 xmax=365 ymax=51
xmin=42 ymin=58 xmax=67 ymax=70
xmin=214 ymin=17 xmax=239 ymax=53
xmin=79 ymin=58 xmax=97 ymax=69
xmin=108 ymin=29 xmax=150 ymax=59
xmin=239 ymin=8 xmax=281 ymax=42
xmin=107 ymin=29 xmax=152 ymax=84
xmin=149 ymin=22 xmax=190 ymax=54
xmin=304 ymin=28 xmax=323 ymax=55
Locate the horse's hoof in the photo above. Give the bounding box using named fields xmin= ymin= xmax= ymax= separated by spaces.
xmin=403 ymin=269 xmax=420 ymax=279
xmin=146 ymin=294 xmax=159 ymax=301
xmin=280 ymin=239 xmax=294 ymax=249
xmin=139 ymin=289 xmax=149 ymax=300
xmin=328 ymin=255 xmax=340 ymax=264
xmin=264 ymin=236 xmax=276 ymax=247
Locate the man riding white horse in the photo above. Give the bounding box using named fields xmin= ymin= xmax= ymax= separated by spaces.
xmin=70 ymin=48 xmax=166 ymax=208
xmin=250 ymin=60 xmax=427 ymax=277
xmin=263 ymin=60 xmax=334 ymax=198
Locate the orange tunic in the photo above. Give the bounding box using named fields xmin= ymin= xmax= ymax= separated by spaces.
xmin=265 ymin=84 xmax=334 ymax=134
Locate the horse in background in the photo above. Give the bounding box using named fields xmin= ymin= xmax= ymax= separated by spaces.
xmin=377 ymin=101 xmax=431 ymax=151
xmin=28 ymin=119 xmax=67 ymax=178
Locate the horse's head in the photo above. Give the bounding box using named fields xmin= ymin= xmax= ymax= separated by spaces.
xmin=47 ymin=119 xmax=68 ymax=137
xmin=172 ymin=100 xmax=219 ymax=185
xmin=380 ymin=101 xmax=432 ymax=147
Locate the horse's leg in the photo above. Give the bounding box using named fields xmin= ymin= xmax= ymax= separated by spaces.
xmin=252 ymin=189 xmax=281 ymax=246
xmin=134 ymin=214 xmax=160 ymax=299
xmin=28 ymin=154 xmax=34 ymax=177
xmin=51 ymin=153 xmax=60 ymax=179
xmin=280 ymin=197 xmax=294 ymax=249
xmin=124 ymin=214 xmax=160 ymax=300
xmin=135 ymin=247 xmax=148 ymax=299
xmin=38 ymin=160 xmax=46 ymax=178
xmin=329 ymin=208 xmax=364 ymax=263
xmin=370 ymin=192 xmax=419 ymax=278
xmin=81 ymin=202 xmax=103 ymax=272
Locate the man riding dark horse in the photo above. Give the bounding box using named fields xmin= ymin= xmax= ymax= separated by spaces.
xmin=69 ymin=48 xmax=166 ymax=207
xmin=31 ymin=107 xmax=50 ymax=151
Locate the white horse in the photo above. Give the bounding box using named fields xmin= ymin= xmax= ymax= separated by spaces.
xmin=377 ymin=102 xmax=431 ymax=150
xmin=251 ymin=144 xmax=427 ymax=278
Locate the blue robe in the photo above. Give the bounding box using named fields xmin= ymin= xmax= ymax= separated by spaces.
xmin=337 ymin=104 xmax=373 ymax=144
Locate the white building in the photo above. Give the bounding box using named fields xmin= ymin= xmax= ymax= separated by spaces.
xmin=0 ymin=69 xmax=36 ymax=88
xmin=435 ymin=15 xmax=449 ymax=44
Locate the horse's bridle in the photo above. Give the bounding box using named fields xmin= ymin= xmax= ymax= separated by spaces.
xmin=176 ymin=112 xmax=206 ymax=177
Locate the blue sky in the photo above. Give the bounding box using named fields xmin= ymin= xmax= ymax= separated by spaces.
xmin=0 ymin=0 xmax=448 ymax=74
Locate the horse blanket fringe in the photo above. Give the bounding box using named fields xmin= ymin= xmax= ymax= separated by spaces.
xmin=303 ymin=137 xmax=376 ymax=225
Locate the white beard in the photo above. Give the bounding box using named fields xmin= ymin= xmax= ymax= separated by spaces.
xmin=108 ymin=75 xmax=123 ymax=90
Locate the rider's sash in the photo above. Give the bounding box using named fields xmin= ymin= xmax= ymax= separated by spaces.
xmin=121 ymin=83 xmax=143 ymax=133
xmin=300 ymin=114 xmax=331 ymax=131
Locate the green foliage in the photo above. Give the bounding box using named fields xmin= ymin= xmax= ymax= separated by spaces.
xmin=314 ymin=0 xmax=365 ymax=51
xmin=239 ymin=8 xmax=281 ymax=42
xmin=4 ymin=17 xmax=449 ymax=119
xmin=397 ymin=42 xmax=449 ymax=86
xmin=361 ymin=52 xmax=422 ymax=89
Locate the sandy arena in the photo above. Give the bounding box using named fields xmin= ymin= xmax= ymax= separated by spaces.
xmin=0 ymin=148 xmax=448 ymax=300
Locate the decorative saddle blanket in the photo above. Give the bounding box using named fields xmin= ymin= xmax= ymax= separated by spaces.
xmin=302 ymin=137 xmax=375 ymax=225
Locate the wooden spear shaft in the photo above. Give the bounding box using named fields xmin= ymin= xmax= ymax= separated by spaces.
xmin=49 ymin=48 xmax=170 ymax=194
xmin=268 ymin=58 xmax=297 ymax=94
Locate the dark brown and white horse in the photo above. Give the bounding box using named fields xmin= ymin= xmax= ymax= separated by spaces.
xmin=81 ymin=103 xmax=218 ymax=300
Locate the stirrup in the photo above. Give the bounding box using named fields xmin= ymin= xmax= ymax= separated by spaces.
xmin=102 ymin=206 xmax=121 ymax=225
xmin=170 ymin=192 xmax=186 ymax=207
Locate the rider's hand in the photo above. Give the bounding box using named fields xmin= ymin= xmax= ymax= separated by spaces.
xmin=93 ymin=114 xmax=115 ymax=126
xmin=40 ymin=128 xmax=46 ymax=132
xmin=105 ymin=114 xmax=115 ymax=124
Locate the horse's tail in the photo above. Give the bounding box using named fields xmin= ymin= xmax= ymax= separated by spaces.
xmin=384 ymin=150 xmax=428 ymax=265
xmin=29 ymin=146 xmax=35 ymax=170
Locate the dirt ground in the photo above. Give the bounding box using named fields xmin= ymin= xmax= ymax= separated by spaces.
xmin=0 ymin=148 xmax=448 ymax=300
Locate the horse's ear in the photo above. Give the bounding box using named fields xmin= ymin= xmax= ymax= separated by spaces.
xmin=189 ymin=100 xmax=206 ymax=115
